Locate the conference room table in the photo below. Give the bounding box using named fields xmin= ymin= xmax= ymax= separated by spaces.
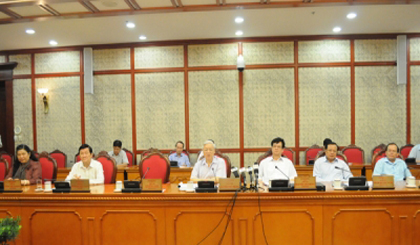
xmin=1 ymin=180 xmax=420 ymax=245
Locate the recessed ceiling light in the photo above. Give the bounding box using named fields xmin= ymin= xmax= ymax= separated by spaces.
xmin=126 ymin=22 xmax=135 ymax=28
xmin=347 ymin=12 xmax=357 ymax=19
xmin=235 ymin=17 xmax=244 ymax=23
xmin=26 ymin=29 xmax=35 ymax=34
xmin=49 ymin=40 xmax=57 ymax=45
xmin=139 ymin=35 xmax=147 ymax=40
xmin=333 ymin=27 xmax=342 ymax=33
xmin=235 ymin=30 xmax=243 ymax=36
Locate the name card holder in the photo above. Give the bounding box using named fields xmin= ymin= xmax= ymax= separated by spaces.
xmin=1 ymin=180 xmax=23 ymax=193
xmin=294 ymin=176 xmax=320 ymax=191
xmin=70 ymin=179 xmax=90 ymax=193
xmin=219 ymin=178 xmax=240 ymax=192
xmin=142 ymin=179 xmax=162 ymax=193
xmin=372 ymin=175 xmax=395 ymax=190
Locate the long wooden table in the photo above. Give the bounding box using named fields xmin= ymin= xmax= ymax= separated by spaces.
xmin=1 ymin=182 xmax=420 ymax=245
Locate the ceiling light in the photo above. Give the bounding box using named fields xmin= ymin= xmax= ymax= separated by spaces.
xmin=333 ymin=27 xmax=341 ymax=33
xmin=139 ymin=35 xmax=147 ymax=40
xmin=235 ymin=17 xmax=244 ymax=23
xmin=347 ymin=13 xmax=357 ymax=19
xmin=49 ymin=40 xmax=57 ymax=45
xmin=126 ymin=22 xmax=135 ymax=28
xmin=26 ymin=29 xmax=35 ymax=34
xmin=235 ymin=30 xmax=243 ymax=36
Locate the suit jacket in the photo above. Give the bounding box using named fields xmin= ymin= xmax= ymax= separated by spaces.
xmin=6 ymin=160 xmax=42 ymax=185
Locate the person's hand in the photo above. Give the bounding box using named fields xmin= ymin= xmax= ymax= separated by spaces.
xmin=7 ymin=177 xmax=13 ymax=180
xmin=20 ymin=180 xmax=30 ymax=186
xmin=73 ymin=174 xmax=81 ymax=180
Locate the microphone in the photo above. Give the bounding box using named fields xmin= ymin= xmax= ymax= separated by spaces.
xmin=253 ymin=163 xmax=259 ymax=187
xmin=231 ymin=167 xmax=239 ymax=178
xmin=239 ymin=167 xmax=247 ymax=189
xmin=247 ymin=166 xmax=254 ymax=188
xmin=274 ymin=166 xmax=289 ymax=180
xmin=142 ymin=167 xmax=150 ymax=180
xmin=211 ymin=168 xmax=216 ymax=178
xmin=334 ymin=166 xmax=352 ymax=173
xmin=361 ymin=166 xmax=366 ymax=177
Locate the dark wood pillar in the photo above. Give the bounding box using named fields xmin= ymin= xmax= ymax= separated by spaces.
xmin=0 ymin=62 xmax=18 ymax=155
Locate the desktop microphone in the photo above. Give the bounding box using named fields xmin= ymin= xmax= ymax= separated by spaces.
xmin=247 ymin=166 xmax=254 ymax=188
xmin=231 ymin=167 xmax=239 ymax=178
xmin=253 ymin=163 xmax=259 ymax=187
xmin=142 ymin=167 xmax=150 ymax=179
xmin=211 ymin=168 xmax=216 ymax=178
xmin=274 ymin=166 xmax=289 ymax=181
xmin=334 ymin=166 xmax=353 ymax=173
xmin=239 ymin=167 xmax=247 ymax=189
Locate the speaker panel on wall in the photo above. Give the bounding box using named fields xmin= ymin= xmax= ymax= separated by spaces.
xmin=84 ymin=47 xmax=94 ymax=94
xmin=397 ymin=35 xmax=407 ymax=85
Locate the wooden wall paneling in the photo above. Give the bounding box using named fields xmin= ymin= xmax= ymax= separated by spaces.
xmin=130 ymin=47 xmax=137 ymax=164
xmin=184 ymin=44 xmax=189 ymax=152
xmin=80 ymin=49 xmax=85 ymax=144
xmin=87 ymin=217 xmax=96 ymax=245
xmin=414 ymin=210 xmax=420 ymax=245
xmin=100 ymin=210 xmax=161 ymax=245
xmin=28 ymin=210 xmax=83 ymax=245
xmin=350 ymin=39 xmax=356 ymax=144
xmin=294 ymin=40 xmax=299 ymax=164
xmin=407 ymin=38 xmax=411 ymax=144
xmin=31 ymin=53 xmax=37 ymax=151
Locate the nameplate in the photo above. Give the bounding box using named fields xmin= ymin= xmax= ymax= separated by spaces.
xmin=372 ymin=175 xmax=394 ymax=189
xmin=142 ymin=179 xmax=162 ymax=192
xmin=70 ymin=179 xmax=90 ymax=191
xmin=294 ymin=176 xmax=316 ymax=189
xmin=4 ymin=180 xmax=22 ymax=191
xmin=219 ymin=178 xmax=240 ymax=191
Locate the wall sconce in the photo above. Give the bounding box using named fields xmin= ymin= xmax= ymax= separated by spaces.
xmin=37 ymin=88 xmax=49 ymax=114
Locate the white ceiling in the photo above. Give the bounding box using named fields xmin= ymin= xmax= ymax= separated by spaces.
xmin=0 ymin=2 xmax=420 ymax=51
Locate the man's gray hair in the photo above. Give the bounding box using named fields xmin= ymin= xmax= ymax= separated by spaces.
xmin=203 ymin=140 xmax=216 ymax=148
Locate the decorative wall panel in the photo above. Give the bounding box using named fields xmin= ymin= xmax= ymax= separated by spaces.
xmin=410 ymin=38 xmax=420 ymax=61
xmin=0 ymin=55 xmax=5 ymax=63
xmin=135 ymin=72 xmax=185 ymax=149
xmin=135 ymin=46 xmax=184 ymax=68
xmin=85 ymin=74 xmax=132 ymax=153
xmin=411 ymin=66 xmax=420 ymax=144
xmin=243 ymin=69 xmax=295 ymax=148
xmin=35 ymin=77 xmax=81 ymax=165
xmin=189 ymin=70 xmax=239 ymax=149
xmin=355 ymin=39 xmax=397 ymax=61
xmin=13 ymin=79 xmax=33 ymax=149
xmin=224 ymin=153 xmax=240 ymax=170
xmin=299 ymin=67 xmax=351 ymax=147
xmin=9 ymin=54 xmax=31 ymax=75
xmin=243 ymin=42 xmax=294 ymax=64
xmin=355 ymin=66 xmax=406 ymax=163
xmin=93 ymin=48 xmax=130 ymax=71
xmin=188 ymin=43 xmax=237 ymax=67
xmin=35 ymin=51 xmax=80 ymax=74
xmin=298 ymin=40 xmax=350 ymax=63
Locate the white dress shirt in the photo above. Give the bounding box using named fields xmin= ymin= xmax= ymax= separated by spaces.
xmin=108 ymin=150 xmax=129 ymax=165
xmin=259 ymin=156 xmax=297 ymax=186
xmin=313 ymin=156 xmax=353 ymax=182
xmin=191 ymin=156 xmax=226 ymax=179
xmin=65 ymin=159 xmax=104 ymax=184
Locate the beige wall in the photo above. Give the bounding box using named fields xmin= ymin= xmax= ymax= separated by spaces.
xmin=7 ymin=36 xmax=420 ymax=166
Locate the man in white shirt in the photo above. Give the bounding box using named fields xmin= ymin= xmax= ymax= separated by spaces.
xmin=313 ymin=142 xmax=353 ymax=182
xmin=190 ymin=140 xmax=226 ymax=182
xmin=66 ymin=144 xmax=104 ymax=185
xmin=108 ymin=140 xmax=129 ymax=169
xmin=259 ymin=137 xmax=297 ymax=186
